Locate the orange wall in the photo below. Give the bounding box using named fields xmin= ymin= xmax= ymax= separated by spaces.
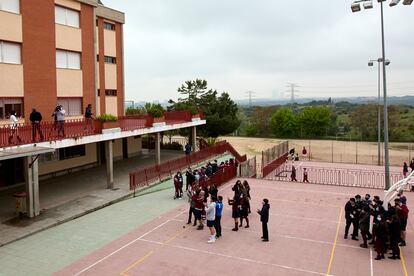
xmin=97 ymin=18 xmax=106 ymax=115
xmin=81 ymin=3 xmax=96 ymax=116
xmin=22 ymin=0 xmax=57 ymax=120
xmin=116 ymin=23 xmax=124 ymax=116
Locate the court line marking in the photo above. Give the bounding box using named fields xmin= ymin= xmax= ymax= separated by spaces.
xmin=170 ymin=218 xmax=362 ymax=250
xmin=249 ymin=195 xmax=341 ymax=208
xmin=326 ymin=208 xmax=343 ymax=276
xmin=253 ymin=185 xmax=356 ymax=197
xmin=137 ymin=238 xmax=333 ymax=276
xmin=73 ymin=219 xmax=173 ymax=276
xmin=369 ymin=248 xmax=373 ymax=276
xmin=269 ymin=213 xmax=339 ymax=224
xmin=400 ymin=246 xmax=408 ymax=276
xmin=72 ymin=181 xmax=234 ymax=275
xmin=119 ymin=251 xmax=154 ymax=276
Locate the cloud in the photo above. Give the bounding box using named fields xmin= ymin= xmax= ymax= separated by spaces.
xmin=103 ymin=0 xmax=414 ymax=101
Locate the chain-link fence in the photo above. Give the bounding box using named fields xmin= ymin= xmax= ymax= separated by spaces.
xmin=239 ymin=156 xmax=257 ymax=178
xmin=288 ymin=139 xmax=412 ymax=167
xmin=261 ymin=141 xmax=289 ymax=167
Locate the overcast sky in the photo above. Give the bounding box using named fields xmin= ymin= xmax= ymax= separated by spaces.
xmin=104 ymin=0 xmax=414 ymax=103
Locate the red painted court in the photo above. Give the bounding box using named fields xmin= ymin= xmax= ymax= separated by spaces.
xmin=56 ymin=179 xmax=413 ymax=276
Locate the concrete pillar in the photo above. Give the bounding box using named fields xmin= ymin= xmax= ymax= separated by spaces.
xmin=105 ymin=140 xmax=114 ymax=189
xmin=155 ymin=132 xmax=161 ymax=165
xmin=24 ymin=156 xmax=40 ymax=218
xmin=191 ymin=126 xmax=197 ymax=152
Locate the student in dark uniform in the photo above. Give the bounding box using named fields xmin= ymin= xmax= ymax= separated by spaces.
xmin=374 ymin=214 xmax=388 ymax=260
xmin=387 ymin=208 xmax=401 ymax=260
xmin=352 ymin=195 xmax=363 ymax=240
xmin=257 ymin=198 xmax=270 ymax=242
xmin=344 ymin=197 xmax=356 ymax=239
xmin=228 ymin=194 xmax=241 ymax=231
xmin=359 ymin=207 xmax=371 ymax=248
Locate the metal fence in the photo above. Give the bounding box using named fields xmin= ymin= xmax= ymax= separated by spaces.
xmin=288 ymin=139 xmax=413 ymax=167
xmin=129 ymin=140 xmax=247 ymax=191
xmin=0 ymin=111 xmax=197 ymax=148
xmin=239 ymin=156 xmax=257 ymax=178
xmin=262 ymin=141 xmax=289 ymax=167
xmin=265 ymin=164 xmax=405 ymax=190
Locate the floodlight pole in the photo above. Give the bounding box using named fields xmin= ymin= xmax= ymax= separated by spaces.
xmin=377 ymin=60 xmax=381 ymax=167
xmin=379 ymin=1 xmax=391 ymax=190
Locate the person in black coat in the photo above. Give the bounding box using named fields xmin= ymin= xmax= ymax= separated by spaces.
xmin=387 ymin=209 xmax=401 ymax=260
xmin=29 ymin=108 xmax=44 ymax=142
xmin=257 ymin=198 xmax=270 ymax=242
xmin=344 ymin=198 xmax=356 ymax=239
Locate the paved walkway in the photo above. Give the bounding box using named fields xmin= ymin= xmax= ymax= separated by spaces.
xmin=0 ymin=155 xmax=231 ymax=276
xmin=0 ymin=150 xmax=229 ymax=247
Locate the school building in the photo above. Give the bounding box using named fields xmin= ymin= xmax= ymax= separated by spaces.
xmin=0 ymin=0 xmax=205 ymax=218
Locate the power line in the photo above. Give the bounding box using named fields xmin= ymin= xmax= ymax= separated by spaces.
xmin=286 ymin=83 xmax=299 ymax=103
xmin=245 ymin=91 xmax=256 ymax=107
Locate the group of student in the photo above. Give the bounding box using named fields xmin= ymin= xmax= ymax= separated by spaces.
xmin=173 ymin=158 xmax=237 ymax=199
xmin=344 ymin=192 xmax=409 ymax=260
xmin=184 ymin=177 xmax=270 ymax=243
xmin=402 ymin=159 xmax=414 ymax=191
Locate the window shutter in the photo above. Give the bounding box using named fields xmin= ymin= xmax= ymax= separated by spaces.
xmin=55 ymin=6 xmax=66 ymax=25
xmin=67 ymin=52 xmax=81 ymax=69
xmin=56 ymin=50 xmax=68 ymax=68
xmin=66 ymin=9 xmax=80 ymax=28
xmin=2 ymin=42 xmax=21 ymax=64
xmin=0 ymin=0 xmax=20 ymax=13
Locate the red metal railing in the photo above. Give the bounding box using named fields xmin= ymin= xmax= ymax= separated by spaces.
xmin=198 ymin=165 xmax=237 ymax=189
xmin=119 ymin=115 xmax=153 ymax=131
xmin=164 ymin=111 xmax=192 ymax=125
xmin=262 ymin=153 xmax=289 ymax=178
xmin=0 ymin=111 xmax=196 ymax=148
xmin=0 ymin=119 xmax=96 ymax=147
xmin=129 ymin=140 xmax=246 ymax=191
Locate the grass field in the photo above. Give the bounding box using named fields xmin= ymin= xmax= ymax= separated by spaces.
xmin=221 ymin=136 xmax=412 ymax=167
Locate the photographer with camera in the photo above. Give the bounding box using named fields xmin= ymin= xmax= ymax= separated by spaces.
xmin=52 ymin=105 xmax=66 ymax=137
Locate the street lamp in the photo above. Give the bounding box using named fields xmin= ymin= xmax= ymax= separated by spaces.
xmin=351 ymin=0 xmax=412 ymax=190
xmin=368 ymin=58 xmax=390 ymax=167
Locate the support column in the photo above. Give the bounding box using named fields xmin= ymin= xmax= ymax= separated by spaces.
xmin=105 ymin=140 xmax=114 ymax=189
xmin=155 ymin=132 xmax=161 ymax=165
xmin=191 ymin=126 xmax=197 ymax=152
xmin=24 ymin=156 xmax=40 ymax=218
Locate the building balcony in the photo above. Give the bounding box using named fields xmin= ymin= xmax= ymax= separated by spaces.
xmin=0 ymin=111 xmax=204 ymax=149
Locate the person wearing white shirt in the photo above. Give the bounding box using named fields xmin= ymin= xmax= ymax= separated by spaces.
xmin=205 ymin=196 xmax=217 ymax=243
xmin=8 ymin=110 xmax=22 ymax=144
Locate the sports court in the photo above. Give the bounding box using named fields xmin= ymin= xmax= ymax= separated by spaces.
xmin=55 ymin=179 xmax=413 ymax=276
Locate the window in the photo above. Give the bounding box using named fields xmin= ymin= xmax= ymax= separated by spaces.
xmin=59 ymin=145 xmax=86 ymax=160
xmin=56 ymin=50 xmax=81 ymax=69
xmin=105 ymin=90 xmax=117 ymax=96
xmin=0 ymin=98 xmax=23 ymax=119
xmin=0 ymin=41 xmax=21 ymax=64
xmin=104 ymin=22 xmax=115 ymax=31
xmin=104 ymin=56 xmax=116 ymax=64
xmin=0 ymin=0 xmax=20 ymax=14
xmin=57 ymin=98 xmax=82 ymax=116
xmin=55 ymin=6 xmax=80 ymax=28
xmin=39 ymin=151 xmax=58 ymax=163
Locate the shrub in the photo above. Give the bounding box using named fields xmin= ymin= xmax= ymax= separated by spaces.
xmin=161 ymin=142 xmax=183 ymax=151
xmin=97 ymin=114 xmax=118 ymax=122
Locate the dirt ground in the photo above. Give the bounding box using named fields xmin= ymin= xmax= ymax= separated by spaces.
xmin=221 ymin=136 xmax=413 ymax=167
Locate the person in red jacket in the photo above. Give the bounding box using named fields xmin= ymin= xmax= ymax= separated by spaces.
xmin=396 ymin=197 xmax=409 ymax=246
xmin=194 ymin=190 xmax=205 ymax=230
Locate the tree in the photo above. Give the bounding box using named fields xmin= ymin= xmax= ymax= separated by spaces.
xmin=250 ymin=106 xmax=279 ymax=136
xmin=270 ymin=108 xmax=298 ymax=137
xmin=144 ymin=103 xmax=164 ymax=118
xmin=169 ymin=80 xmax=240 ymax=138
xmin=298 ymin=107 xmax=331 ymax=137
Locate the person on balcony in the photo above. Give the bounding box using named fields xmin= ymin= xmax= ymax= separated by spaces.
xmin=30 ymin=108 xmax=44 ymax=142
xmin=84 ymin=104 xmax=94 ymax=131
xmin=8 ymin=110 xmax=22 ymax=144
xmin=53 ymin=105 xmax=66 ymax=137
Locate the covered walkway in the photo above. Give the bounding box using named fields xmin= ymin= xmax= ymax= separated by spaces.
xmin=0 ymin=150 xmax=184 ymax=246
